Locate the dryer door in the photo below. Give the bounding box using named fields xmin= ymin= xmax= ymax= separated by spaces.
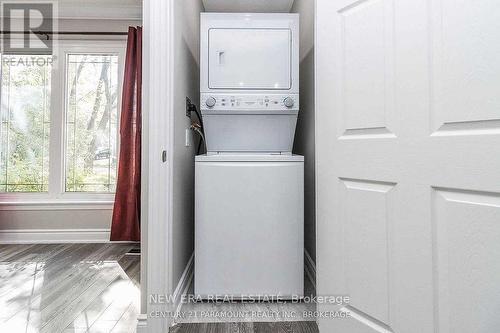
xmin=208 ymin=28 xmax=291 ymax=90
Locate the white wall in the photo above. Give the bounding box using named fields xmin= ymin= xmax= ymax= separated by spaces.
xmin=171 ymin=0 xmax=204 ymax=288
xmin=0 ymin=209 xmax=113 ymax=243
xmin=292 ymin=0 xmax=316 ymax=262
xmin=0 ymin=209 xmax=112 ymax=230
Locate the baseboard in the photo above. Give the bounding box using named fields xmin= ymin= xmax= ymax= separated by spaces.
xmin=135 ymin=313 xmax=148 ymax=333
xmin=172 ymin=252 xmax=194 ymax=321
xmin=304 ymin=249 xmax=316 ymax=292
xmin=0 ymin=228 xmax=111 ymax=244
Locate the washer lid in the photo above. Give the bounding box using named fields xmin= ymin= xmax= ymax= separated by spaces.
xmin=195 ymin=154 xmax=304 ymax=162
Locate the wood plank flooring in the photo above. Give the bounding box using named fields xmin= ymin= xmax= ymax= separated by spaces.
xmin=1 ymin=244 xmax=319 ymax=333
xmin=0 ymin=243 xmax=140 ymax=333
xmin=176 ymin=272 xmax=316 ymax=324
xmin=170 ymin=322 xmax=319 ymax=333
xmin=172 ymin=263 xmax=318 ymax=332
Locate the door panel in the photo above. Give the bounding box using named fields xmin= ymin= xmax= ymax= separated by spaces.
xmin=339 ymin=0 xmax=395 ymax=138
xmin=341 ymin=179 xmax=394 ymax=325
xmin=430 ymin=0 xmax=500 ymax=133
xmin=316 ymin=0 xmax=500 ymax=332
xmin=433 ymin=189 xmax=500 ymax=333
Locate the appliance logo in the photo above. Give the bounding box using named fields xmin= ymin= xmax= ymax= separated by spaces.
xmin=1 ymin=1 xmax=55 ymax=54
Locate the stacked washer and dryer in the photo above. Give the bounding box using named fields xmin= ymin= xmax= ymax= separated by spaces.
xmin=195 ymin=13 xmax=304 ymax=298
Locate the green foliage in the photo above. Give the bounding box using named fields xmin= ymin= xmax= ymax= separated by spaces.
xmin=0 ymin=54 xmax=119 ymax=193
xmin=1 ymin=55 xmax=50 ymax=192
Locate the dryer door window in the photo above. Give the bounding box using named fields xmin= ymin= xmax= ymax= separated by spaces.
xmin=208 ymin=28 xmax=291 ymax=90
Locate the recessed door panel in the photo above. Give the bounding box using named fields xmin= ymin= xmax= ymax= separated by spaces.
xmin=430 ymin=0 xmax=500 ymax=134
xmin=433 ymin=189 xmax=500 ymax=333
xmin=341 ymin=179 xmax=395 ymax=327
xmin=208 ymin=28 xmax=291 ymax=90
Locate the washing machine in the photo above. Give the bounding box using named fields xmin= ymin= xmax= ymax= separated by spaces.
xmin=195 ymin=154 xmax=304 ymax=297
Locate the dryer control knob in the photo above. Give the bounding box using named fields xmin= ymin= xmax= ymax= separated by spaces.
xmin=205 ymin=97 xmax=216 ymax=108
xmin=284 ymin=97 xmax=294 ymax=108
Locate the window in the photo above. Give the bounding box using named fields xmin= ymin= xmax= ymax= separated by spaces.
xmin=65 ymin=54 xmax=119 ymax=192
xmin=0 ymin=41 xmax=125 ymax=204
xmin=0 ymin=55 xmax=52 ymax=192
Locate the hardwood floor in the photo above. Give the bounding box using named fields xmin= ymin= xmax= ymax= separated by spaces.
xmin=176 ymin=275 xmax=316 ymax=324
xmin=0 ymin=243 xmax=140 ymax=333
xmin=170 ymin=322 xmax=319 ymax=333
xmin=1 ymin=244 xmax=319 ymax=333
xmin=172 ymin=265 xmax=318 ymax=332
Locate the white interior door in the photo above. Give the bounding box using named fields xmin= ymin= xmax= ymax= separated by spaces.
xmin=316 ymin=0 xmax=500 ymax=332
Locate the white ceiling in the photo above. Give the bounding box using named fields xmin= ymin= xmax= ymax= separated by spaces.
xmin=202 ymin=0 xmax=295 ymax=13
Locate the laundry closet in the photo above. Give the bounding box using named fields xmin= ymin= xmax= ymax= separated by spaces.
xmin=141 ymin=0 xmax=315 ymax=329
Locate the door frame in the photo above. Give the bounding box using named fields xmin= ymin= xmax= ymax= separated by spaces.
xmin=139 ymin=0 xmax=175 ymax=331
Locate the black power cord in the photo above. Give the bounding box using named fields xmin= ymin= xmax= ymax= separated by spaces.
xmin=187 ymin=101 xmax=204 ymax=131
xmin=186 ymin=98 xmax=205 ymax=154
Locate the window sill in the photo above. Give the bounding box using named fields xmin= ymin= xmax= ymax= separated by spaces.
xmin=0 ymin=200 xmax=114 ymax=211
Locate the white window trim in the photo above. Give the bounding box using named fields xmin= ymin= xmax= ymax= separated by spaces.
xmin=0 ymin=39 xmax=126 ymax=209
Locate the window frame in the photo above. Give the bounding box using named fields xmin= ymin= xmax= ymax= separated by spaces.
xmin=0 ymin=39 xmax=126 ymax=209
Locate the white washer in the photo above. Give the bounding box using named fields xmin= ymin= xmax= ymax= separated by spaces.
xmin=195 ymin=154 xmax=304 ymax=298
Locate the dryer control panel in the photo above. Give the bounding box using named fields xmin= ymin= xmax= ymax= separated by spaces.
xmin=200 ymin=93 xmax=299 ymax=111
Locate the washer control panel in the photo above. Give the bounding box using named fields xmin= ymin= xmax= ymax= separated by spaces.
xmin=201 ymin=93 xmax=299 ymax=111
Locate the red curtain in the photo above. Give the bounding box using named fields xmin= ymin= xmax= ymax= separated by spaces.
xmin=110 ymin=26 xmax=142 ymax=241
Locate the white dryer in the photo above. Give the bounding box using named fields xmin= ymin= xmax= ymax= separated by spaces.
xmin=200 ymin=13 xmax=299 ymax=153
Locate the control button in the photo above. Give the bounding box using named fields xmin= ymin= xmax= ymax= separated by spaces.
xmin=205 ymin=97 xmax=216 ymax=107
xmin=284 ymin=97 xmax=294 ymax=108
